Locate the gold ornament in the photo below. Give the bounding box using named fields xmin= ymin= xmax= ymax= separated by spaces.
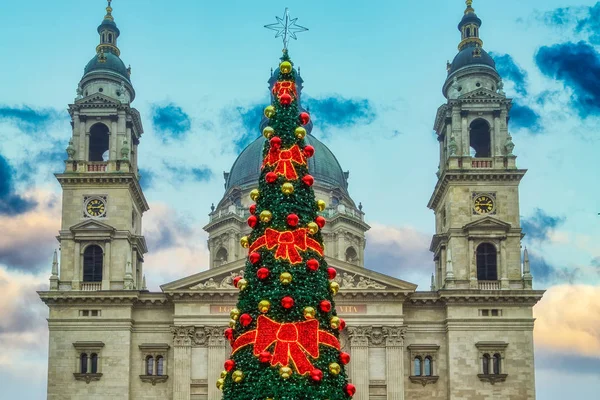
xmin=264 ymin=105 xmax=276 ymax=118
xmin=281 ymin=182 xmax=294 ymax=195
xmin=238 ymin=278 xmax=248 ymax=291
xmin=220 ymin=370 xmax=228 ymax=379
xmin=330 ymin=316 xmax=341 ymax=329
xmin=317 ymin=199 xmax=326 ymax=211
xmin=307 ymin=222 xmax=319 ymax=235
xmin=263 ymin=126 xmax=275 ymax=139
xmin=330 ymin=281 xmax=340 ymax=295
xmin=329 ymin=362 xmax=341 ymax=375
xmin=240 ymin=236 xmax=249 ymax=248
xmin=260 ymin=210 xmax=273 ymax=223
xmin=279 ymin=272 xmax=292 ymax=285
xmin=280 ymin=366 xmax=292 ymax=379
xmin=295 ymin=126 xmax=307 ymax=139
xmin=280 ymin=61 xmax=292 ymax=74
xmin=258 ymin=300 xmax=271 ymax=313
xmin=229 ymin=319 xmax=236 ymax=328
xmin=250 ymin=189 xmax=260 ymax=201
xmin=216 ymin=378 xmax=225 ymax=390
xmin=230 ymin=308 xmax=240 ymax=320
xmin=303 ymin=306 xmax=316 ymax=319
xmin=232 ymin=370 xmax=244 ymax=383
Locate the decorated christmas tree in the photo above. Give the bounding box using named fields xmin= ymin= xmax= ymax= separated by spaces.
xmin=218 ymin=14 xmax=355 ymax=399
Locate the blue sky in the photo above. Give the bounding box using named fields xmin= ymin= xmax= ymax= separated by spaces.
xmin=1 ymin=0 xmax=599 ymax=398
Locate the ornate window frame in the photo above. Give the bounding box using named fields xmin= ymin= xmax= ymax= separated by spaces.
xmin=73 ymin=341 xmax=104 ymax=383
xmin=139 ymin=343 xmax=170 ymax=385
xmin=408 ymin=344 xmax=440 ymax=386
xmin=476 ymin=341 xmax=508 ymax=384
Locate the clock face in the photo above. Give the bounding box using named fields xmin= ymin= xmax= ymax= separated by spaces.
xmin=86 ymin=198 xmax=106 ymax=217
xmin=473 ymin=194 xmax=495 ymax=215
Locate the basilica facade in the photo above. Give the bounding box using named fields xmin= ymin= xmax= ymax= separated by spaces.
xmin=39 ymin=1 xmax=544 ymax=399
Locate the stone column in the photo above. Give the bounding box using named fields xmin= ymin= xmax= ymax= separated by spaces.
xmin=206 ymin=327 xmax=227 ymax=400
xmin=348 ymin=326 xmax=371 ymax=400
xmin=171 ymin=326 xmax=194 ymax=400
xmin=73 ymin=242 xmax=81 ymax=290
xmin=110 ymin=117 xmax=118 ymax=161
xmin=79 ymin=116 xmax=87 ymax=161
xmin=383 ymin=327 xmax=406 ymax=400
xmin=500 ymin=239 xmax=509 ymax=289
xmin=460 ymin=110 xmax=469 ymax=156
xmin=102 ymin=241 xmax=111 ymax=290
xmin=469 ymin=239 xmax=478 ymax=288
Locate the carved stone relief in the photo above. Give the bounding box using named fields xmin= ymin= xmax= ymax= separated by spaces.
xmin=333 ymin=273 xmax=386 ymax=290
xmin=190 ymin=270 xmax=245 ymax=290
xmin=171 ymin=326 xmax=195 ymax=347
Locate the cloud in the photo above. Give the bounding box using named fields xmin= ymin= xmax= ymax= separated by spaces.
xmin=535 ymin=41 xmax=600 ymax=117
xmin=490 ymin=53 xmax=528 ymax=96
xmin=230 ymin=104 xmax=264 ymax=153
xmin=521 ymin=208 xmax=566 ymax=242
xmin=575 ymin=3 xmax=600 ymax=45
xmin=0 ymin=153 xmax=37 ymax=216
xmin=0 ymin=105 xmax=64 ymax=133
xmin=164 ymin=163 xmax=213 ymax=182
xmin=510 ymin=101 xmax=542 ymax=133
xmin=541 ymin=3 xmax=600 ymax=45
xmin=304 ymin=95 xmax=376 ymax=131
xmin=151 ymin=103 xmax=191 ymax=141
xmin=138 ymin=168 xmax=155 ymax=191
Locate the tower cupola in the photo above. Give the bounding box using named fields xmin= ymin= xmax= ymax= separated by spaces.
xmin=96 ymin=0 xmax=121 ymax=57
xmin=458 ymin=0 xmax=482 ymax=51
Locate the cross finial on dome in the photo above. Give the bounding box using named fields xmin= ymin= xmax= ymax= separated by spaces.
xmin=465 ymin=0 xmax=475 ymax=14
xmin=105 ymin=0 xmax=114 ymax=21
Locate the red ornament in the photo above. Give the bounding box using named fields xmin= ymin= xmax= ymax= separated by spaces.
xmin=224 ymin=359 xmax=235 ymax=372
xmin=256 ymin=267 xmax=270 ymax=280
xmin=249 ymin=228 xmax=324 ymax=264
xmin=279 ymin=92 xmax=292 ymax=105
xmin=344 ymin=383 xmax=356 ymax=397
xmin=247 ymin=215 xmax=258 ymax=228
xmin=303 ymin=145 xmax=315 ymax=158
xmin=258 ymin=351 xmax=272 ymax=363
xmin=240 ymin=313 xmax=253 ymax=327
xmin=270 ymin=136 xmax=282 ymax=149
xmin=315 ymin=216 xmax=326 ymax=228
xmin=339 ymin=318 xmax=346 ymax=330
xmin=327 ymin=267 xmax=337 ymax=280
xmin=249 ymin=252 xmax=261 ymax=264
xmin=319 ymin=300 xmax=332 ymax=313
xmin=265 ymin=172 xmax=278 ymax=183
xmin=249 ymin=204 xmax=256 ymax=215
xmin=287 ymin=213 xmax=299 ymax=227
xmin=302 ymin=174 xmax=314 ymax=186
xmin=306 ymin=258 xmax=319 ymax=271
xmin=281 ymin=296 xmax=294 ymax=309
xmin=310 ymin=368 xmax=323 ymax=382
xmin=233 ymin=276 xmax=242 ymax=288
xmin=224 ymin=328 xmax=234 ymax=341
xmin=299 ymin=112 xmax=310 ymax=125
xmin=340 ymin=352 xmax=351 ymax=365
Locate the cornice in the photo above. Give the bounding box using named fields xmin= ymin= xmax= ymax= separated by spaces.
xmin=326 ymin=212 xmax=371 ymax=232
xmin=202 ymin=213 xmax=245 ymax=232
xmin=406 ymin=290 xmax=544 ymax=306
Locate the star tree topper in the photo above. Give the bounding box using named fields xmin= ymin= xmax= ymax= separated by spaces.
xmin=264 ymin=8 xmax=308 ymax=49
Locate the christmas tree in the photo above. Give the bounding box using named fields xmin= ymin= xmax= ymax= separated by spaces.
xmin=218 ymin=50 xmax=356 ymax=400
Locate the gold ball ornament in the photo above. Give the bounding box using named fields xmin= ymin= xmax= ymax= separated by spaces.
xmin=216 ymin=378 xmax=225 ymax=390
xmin=317 ymin=199 xmax=327 ymax=211
xmin=230 ymin=308 xmax=240 ymax=320
xmin=279 ymin=272 xmax=293 ymax=285
xmin=280 ymin=61 xmax=293 ymax=74
xmin=258 ymin=300 xmax=271 ymax=313
xmin=303 ymin=306 xmax=316 ymax=319
xmin=259 ymin=210 xmax=273 ymax=223
xmin=220 ymin=370 xmax=228 ymax=379
xmin=240 ymin=236 xmax=249 ymax=248
xmin=263 ymin=126 xmax=275 ymax=139
xmin=295 ymin=126 xmax=307 ymax=139
xmin=237 ymin=278 xmax=248 ymax=291
xmin=329 ymin=362 xmax=341 ymax=375
xmin=264 ymin=105 xmax=276 ymax=118
xmin=330 ymin=316 xmax=341 ymax=329
xmin=280 ymin=366 xmax=292 ymax=379
xmin=307 ymin=222 xmax=319 ymax=235
xmin=330 ymin=281 xmax=340 ymax=295
xmin=232 ymin=370 xmax=244 ymax=383
xmin=229 ymin=319 xmax=236 ymax=328
xmin=281 ymin=182 xmax=294 ymax=195
xmin=250 ymin=189 xmax=260 ymax=201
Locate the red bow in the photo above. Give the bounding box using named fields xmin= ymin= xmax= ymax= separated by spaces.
xmin=249 ymin=228 xmax=323 ymax=264
xmin=272 ymin=81 xmax=297 ymax=100
xmin=232 ymin=315 xmax=340 ymax=375
xmin=263 ymin=144 xmax=306 ymax=180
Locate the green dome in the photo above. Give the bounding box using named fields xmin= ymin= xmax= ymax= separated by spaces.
xmin=83 ymin=51 xmax=130 ymax=82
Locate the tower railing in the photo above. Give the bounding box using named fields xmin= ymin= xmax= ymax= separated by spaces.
xmin=471 ymin=158 xmax=493 ymax=169
xmin=81 ymin=282 xmax=102 ymax=291
xmin=478 ymin=280 xmax=500 ymax=290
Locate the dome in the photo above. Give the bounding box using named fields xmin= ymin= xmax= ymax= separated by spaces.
xmin=226 ymin=134 xmax=348 ymax=193
xmin=448 ymin=45 xmax=496 ymax=75
xmin=458 ymin=12 xmax=482 ymax=29
xmin=83 ymin=51 xmax=130 ymax=82
xmin=97 ymin=18 xmax=120 ymax=36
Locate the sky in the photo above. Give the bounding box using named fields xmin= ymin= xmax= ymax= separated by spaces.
xmin=1 ymin=0 xmax=599 ymax=398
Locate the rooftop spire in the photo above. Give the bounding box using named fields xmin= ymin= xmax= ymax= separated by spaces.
xmin=96 ymin=0 xmax=121 ymax=56
xmin=457 ymin=0 xmax=483 ymax=51
xmin=465 ymin=0 xmax=474 ymax=14
xmin=104 ymin=0 xmax=114 ymax=21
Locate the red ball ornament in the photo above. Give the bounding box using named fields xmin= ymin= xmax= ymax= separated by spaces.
xmin=249 ymin=204 xmax=256 ymax=215
xmin=224 ymin=328 xmax=234 ymax=341
xmin=299 ymin=112 xmax=310 ymax=125
xmin=306 ymin=258 xmax=319 ymax=271
xmin=281 ymin=296 xmax=294 ymax=309
xmin=233 ymin=276 xmax=242 ymax=288
xmin=265 ymin=172 xmax=278 ymax=183
xmin=279 ymin=93 xmax=292 ymax=105
xmin=339 ymin=318 xmax=346 ymax=330
xmin=258 ymin=351 xmax=272 ymax=363
xmin=327 ymin=267 xmax=337 ymax=280
xmin=239 ymin=313 xmax=252 ymax=327
xmin=340 ymin=352 xmax=351 ymax=365
xmin=224 ymin=359 xmax=236 ymax=372
xmin=249 ymin=252 xmax=261 ymax=264
xmin=310 ymin=368 xmax=323 ymax=382
xmin=256 ymin=267 xmax=270 ymax=280
xmin=302 ymin=174 xmax=314 ymax=186
xmin=319 ymin=300 xmax=332 ymax=313
xmin=344 ymin=383 xmax=356 ymax=397
xmin=287 ymin=213 xmax=299 ymax=227
xmin=247 ymin=215 xmax=258 ymax=228
xmin=303 ymin=145 xmax=315 ymax=158
xmin=315 ymin=216 xmax=326 ymax=228
xmin=270 ymin=136 xmax=282 ymax=149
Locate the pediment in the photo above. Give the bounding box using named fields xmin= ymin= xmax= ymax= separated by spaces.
xmin=463 ymin=216 xmax=511 ymax=232
xmin=75 ymin=93 xmax=122 ymax=106
xmin=70 ymin=219 xmax=116 ymax=233
xmin=459 ymin=88 xmax=506 ymax=101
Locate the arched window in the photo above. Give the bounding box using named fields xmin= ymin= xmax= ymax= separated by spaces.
xmin=466 ymin=27 xmax=472 ymax=37
xmin=80 ymin=353 xmax=88 ymax=374
xmin=102 ymin=33 xmax=106 ymax=43
xmin=146 ymin=355 xmax=154 ymax=375
xmin=83 ymin=245 xmax=103 ymax=282
xmin=493 ymin=353 xmax=501 ymax=374
xmin=482 ymin=353 xmax=490 ymax=375
xmin=215 ymin=247 xmax=228 ymax=265
xmin=108 ymin=33 xmax=113 ymax=43
xmin=424 ymin=356 xmax=433 ymax=376
xmin=90 ymin=353 xmax=98 ymax=373
xmin=469 ymin=119 xmax=491 ymax=158
xmin=476 ymin=243 xmax=498 ymax=281
xmin=89 ymin=123 xmax=109 ymax=161
xmin=156 ymin=356 xmax=164 ymax=376
xmin=345 ymin=247 xmax=358 ymax=263
xmin=414 ymin=357 xmax=422 ymax=376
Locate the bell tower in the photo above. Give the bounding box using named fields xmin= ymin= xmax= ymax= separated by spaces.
xmin=53 ymin=1 xmax=148 ymax=292
xmin=428 ymin=0 xmax=531 ymax=291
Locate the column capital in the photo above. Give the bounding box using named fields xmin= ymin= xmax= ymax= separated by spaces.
xmin=382 ymin=326 xmax=406 ymax=347
xmin=171 ymin=326 xmax=195 ymax=347
xmin=205 ymin=326 xmax=227 ymax=346
xmin=347 ymin=326 xmax=371 ymax=347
